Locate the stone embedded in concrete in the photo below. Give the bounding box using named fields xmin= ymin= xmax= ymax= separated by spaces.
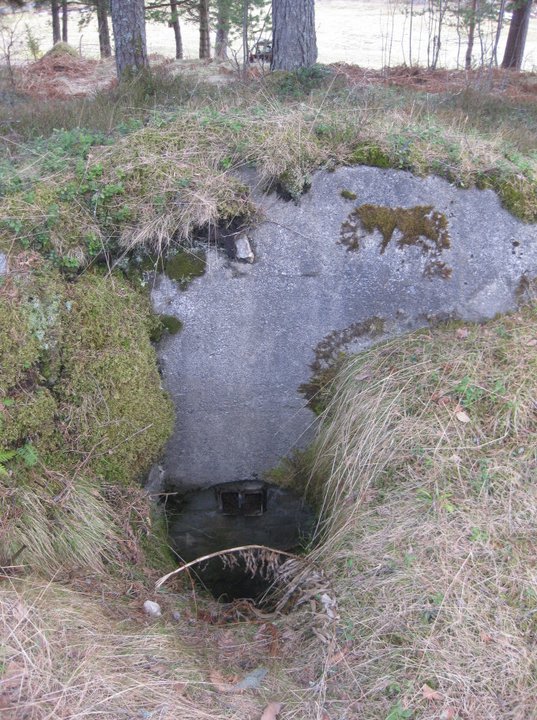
xmin=234 ymin=235 xmax=255 ymax=263
xmin=151 ymin=166 xmax=537 ymax=491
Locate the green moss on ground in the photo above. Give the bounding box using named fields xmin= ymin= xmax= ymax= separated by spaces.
xmin=0 ymin=254 xmax=174 ymax=572
xmin=59 ymin=273 xmax=174 ymax=483
xmin=348 ymin=144 xmax=392 ymax=169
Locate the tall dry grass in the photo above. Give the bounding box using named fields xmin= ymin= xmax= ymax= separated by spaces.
xmin=306 ymin=307 xmax=537 ymax=719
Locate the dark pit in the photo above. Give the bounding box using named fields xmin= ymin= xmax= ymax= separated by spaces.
xmin=166 ymin=480 xmax=315 ymax=603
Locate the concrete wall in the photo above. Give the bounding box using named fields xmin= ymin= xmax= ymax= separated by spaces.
xmin=151 ymin=166 xmax=537 ymax=491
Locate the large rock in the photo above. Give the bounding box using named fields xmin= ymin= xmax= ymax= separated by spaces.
xmin=151 ymin=166 xmax=537 ymax=491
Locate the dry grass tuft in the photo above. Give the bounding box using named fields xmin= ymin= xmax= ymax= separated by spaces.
xmin=307 ymin=306 xmax=537 ymax=719
xmin=0 ymin=578 xmax=248 ymax=720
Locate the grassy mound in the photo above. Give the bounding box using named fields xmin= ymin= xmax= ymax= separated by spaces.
xmin=0 ymin=254 xmax=174 ymax=573
xmin=1 ymin=70 xmax=536 ymax=270
xmin=307 ymin=306 xmax=537 ymax=719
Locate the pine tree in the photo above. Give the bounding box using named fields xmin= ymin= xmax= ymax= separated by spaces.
xmin=271 ymin=0 xmax=317 ymax=71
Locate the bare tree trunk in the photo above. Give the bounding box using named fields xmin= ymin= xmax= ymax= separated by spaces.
xmin=465 ymin=0 xmax=477 ymax=69
xmin=409 ymin=0 xmax=414 ymax=66
xmin=242 ymin=0 xmax=248 ymax=76
xmin=501 ymin=0 xmax=533 ymax=69
xmin=170 ymin=0 xmax=183 ymax=59
xmin=199 ymin=0 xmax=211 ymax=59
xmin=61 ymin=0 xmax=68 ymax=42
xmin=271 ymin=0 xmax=317 ymax=71
xmin=96 ymin=0 xmax=112 ymax=58
xmin=215 ymin=0 xmax=230 ymax=60
xmin=215 ymin=26 xmax=229 ymax=59
xmin=51 ymin=0 xmax=61 ymax=44
xmin=491 ymin=0 xmax=506 ymax=66
xmin=110 ymin=0 xmax=148 ymax=79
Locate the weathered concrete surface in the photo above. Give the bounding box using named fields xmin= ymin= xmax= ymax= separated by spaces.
xmin=151 ymin=166 xmax=537 ymax=490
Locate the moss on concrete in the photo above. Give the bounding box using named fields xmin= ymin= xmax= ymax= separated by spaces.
xmin=340 ymin=189 xmax=357 ymax=201
xmin=341 ymin=203 xmax=452 ymax=279
xmin=300 ymin=317 xmax=386 ymax=414
xmin=165 ymin=249 xmax=206 ymax=290
xmin=159 ymin=315 xmax=183 ymax=336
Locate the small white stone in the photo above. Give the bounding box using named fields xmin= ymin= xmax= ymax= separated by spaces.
xmin=234 ymin=235 xmax=254 ymax=263
xmin=143 ymin=600 xmax=162 ymax=618
xmin=171 ymin=610 xmax=181 ymax=622
xmin=0 ymin=253 xmax=7 ymax=276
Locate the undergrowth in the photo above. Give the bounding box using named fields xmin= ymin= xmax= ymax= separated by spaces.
xmin=306 ymin=305 xmax=537 ymax=719
xmin=0 ymin=253 xmax=174 ymax=573
xmin=0 ymin=67 xmax=536 ymax=270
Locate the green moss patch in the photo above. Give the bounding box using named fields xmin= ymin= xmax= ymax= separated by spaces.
xmin=340 ymin=189 xmax=357 ymax=201
xmin=0 ymin=255 xmax=174 ymax=572
xmin=348 ymin=144 xmax=392 ymax=169
xmin=341 ymin=203 xmax=452 ymax=279
xmin=58 ymin=273 xmax=174 ymax=484
xmin=165 ymin=249 xmax=206 ymax=290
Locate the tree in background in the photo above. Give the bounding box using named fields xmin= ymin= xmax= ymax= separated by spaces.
xmin=51 ymin=0 xmax=61 ymax=43
xmin=199 ymin=0 xmax=210 ymax=58
xmin=212 ymin=0 xmax=270 ymax=61
xmin=62 ymin=0 xmax=68 ymax=41
xmin=145 ymin=0 xmax=183 ymax=59
xmin=169 ymin=0 xmax=183 ymax=58
xmin=110 ymin=0 xmax=148 ymax=78
xmin=96 ymin=0 xmax=112 ymax=57
xmin=271 ymin=0 xmax=317 ymax=70
xmin=502 ymin=0 xmax=533 ymax=68
xmin=215 ymin=0 xmax=231 ymax=59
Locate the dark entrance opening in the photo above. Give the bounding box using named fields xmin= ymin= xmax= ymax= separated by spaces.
xmin=165 ymin=480 xmax=315 ymax=604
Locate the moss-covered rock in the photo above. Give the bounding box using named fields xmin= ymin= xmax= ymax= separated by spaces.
xmin=58 ymin=273 xmax=174 ymax=484
xmin=0 ymin=255 xmax=174 ymax=572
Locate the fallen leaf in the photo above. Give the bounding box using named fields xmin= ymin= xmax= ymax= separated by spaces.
xmin=480 ymin=630 xmax=493 ymax=643
xmin=526 ymin=338 xmax=537 ymax=346
xmin=440 ymin=709 xmax=456 ymax=720
xmin=261 ymin=701 xmax=282 ymax=720
xmin=455 ymin=410 xmax=470 ymax=423
xmin=455 ymin=327 xmax=469 ymax=340
xmin=422 ymin=683 xmax=442 ymax=701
